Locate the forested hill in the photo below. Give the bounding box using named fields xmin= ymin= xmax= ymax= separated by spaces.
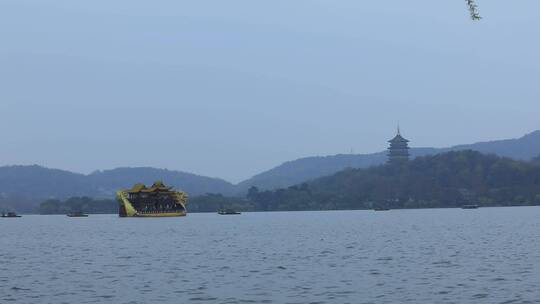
xmin=37 ymin=151 xmax=540 ymax=214
xmin=450 ymin=130 xmax=540 ymax=160
xmin=0 ymin=166 xmax=235 ymax=213
xmin=236 ymin=148 xmax=437 ymax=192
xmin=3 ymin=131 xmax=540 ymax=213
xmin=87 ymin=167 xmax=235 ymax=197
xmin=246 ymin=151 xmax=540 ymax=211
xmin=237 ymin=130 xmax=540 ymax=192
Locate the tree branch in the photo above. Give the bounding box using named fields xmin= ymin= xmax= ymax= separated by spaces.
xmin=466 ymin=0 xmax=482 ymax=20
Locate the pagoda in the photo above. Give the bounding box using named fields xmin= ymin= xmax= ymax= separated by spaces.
xmin=387 ymin=126 xmax=410 ymax=164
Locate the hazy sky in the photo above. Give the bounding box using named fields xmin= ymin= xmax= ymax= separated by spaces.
xmin=1 ymin=1 xmax=539 ymax=182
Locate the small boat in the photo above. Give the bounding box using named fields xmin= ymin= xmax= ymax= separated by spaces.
xmin=374 ymin=208 xmax=390 ymax=211
xmin=462 ymin=204 xmax=480 ymax=209
xmin=1 ymin=211 xmax=22 ymax=218
xmin=67 ymin=211 xmax=89 ymax=217
xmin=218 ymin=209 xmax=241 ymax=215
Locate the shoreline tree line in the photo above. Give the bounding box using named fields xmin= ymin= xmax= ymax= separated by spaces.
xmin=40 ymin=150 xmax=540 ymax=214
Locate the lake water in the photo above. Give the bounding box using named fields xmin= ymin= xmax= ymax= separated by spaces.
xmin=1 ymin=208 xmax=540 ymax=304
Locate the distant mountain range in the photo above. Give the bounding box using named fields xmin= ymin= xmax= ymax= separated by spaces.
xmin=0 ymin=166 xmax=234 ymax=212
xmin=1 ymin=130 xmax=539 ymax=212
xmin=237 ymin=130 xmax=540 ymax=192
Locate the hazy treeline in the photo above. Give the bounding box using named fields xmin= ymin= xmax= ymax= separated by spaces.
xmin=5 ymin=131 xmax=540 ymax=213
xmin=40 ymin=197 xmax=118 ymax=214
xmin=188 ymin=194 xmax=255 ymax=212
xmin=39 ymin=151 xmax=540 ymax=214
xmin=39 ymin=194 xmax=253 ymax=214
xmin=247 ymin=151 xmax=540 ymax=210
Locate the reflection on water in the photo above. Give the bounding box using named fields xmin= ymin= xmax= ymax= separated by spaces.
xmin=1 ymin=208 xmax=540 ymax=303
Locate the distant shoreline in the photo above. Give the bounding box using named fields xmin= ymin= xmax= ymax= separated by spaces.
xmin=26 ymin=204 xmax=539 ymax=216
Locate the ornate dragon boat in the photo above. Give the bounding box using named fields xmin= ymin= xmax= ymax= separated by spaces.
xmin=116 ymin=181 xmax=188 ymax=217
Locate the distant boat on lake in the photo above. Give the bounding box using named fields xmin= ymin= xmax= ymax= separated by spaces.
xmin=1 ymin=211 xmax=21 ymax=218
xmin=374 ymin=208 xmax=390 ymax=211
xmin=218 ymin=209 xmax=241 ymax=215
xmin=462 ymin=204 xmax=480 ymax=209
xmin=67 ymin=211 xmax=89 ymax=217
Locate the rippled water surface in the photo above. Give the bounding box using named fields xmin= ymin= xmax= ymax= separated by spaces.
xmin=2 ymin=208 xmax=540 ymax=303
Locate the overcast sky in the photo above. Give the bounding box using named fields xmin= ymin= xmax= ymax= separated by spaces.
xmin=0 ymin=1 xmax=539 ymax=182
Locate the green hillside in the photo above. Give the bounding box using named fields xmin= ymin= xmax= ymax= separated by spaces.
xmin=238 ymin=130 xmax=540 ymax=192
xmin=247 ymin=151 xmax=540 ymax=211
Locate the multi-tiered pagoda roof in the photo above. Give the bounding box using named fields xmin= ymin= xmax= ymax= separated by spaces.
xmin=127 ymin=181 xmax=172 ymax=193
xmin=387 ymin=127 xmax=410 ymax=164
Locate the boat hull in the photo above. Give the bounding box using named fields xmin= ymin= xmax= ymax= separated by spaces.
xmin=133 ymin=211 xmax=186 ymax=217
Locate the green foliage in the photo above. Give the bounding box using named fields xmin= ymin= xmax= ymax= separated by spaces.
xmin=39 ymin=197 xmax=117 ymax=214
xmin=247 ymin=151 xmax=540 ymax=210
xmin=466 ymin=0 xmax=481 ymax=20
xmin=185 ymin=194 xmax=254 ymax=212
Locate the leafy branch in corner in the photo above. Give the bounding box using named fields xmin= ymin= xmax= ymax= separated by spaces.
xmin=466 ymin=0 xmax=482 ymax=20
